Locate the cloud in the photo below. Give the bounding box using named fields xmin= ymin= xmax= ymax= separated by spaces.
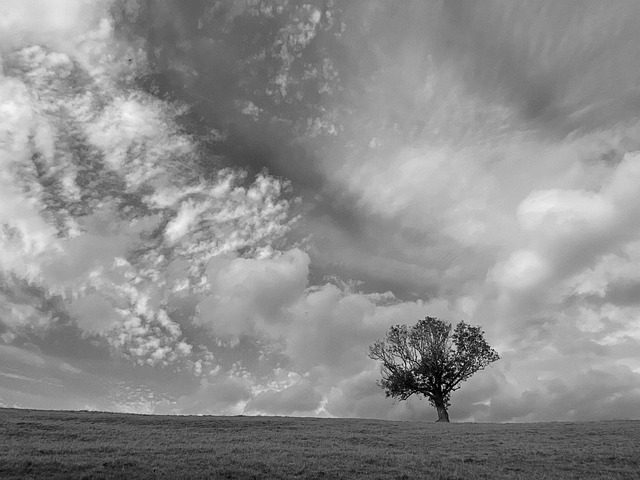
xmin=162 ymin=377 xmax=253 ymax=416
xmin=246 ymin=377 xmax=323 ymax=416
xmin=489 ymin=151 xmax=640 ymax=308
xmin=197 ymin=249 xmax=310 ymax=336
xmin=67 ymin=293 xmax=122 ymax=335
xmin=300 ymin=1 xmax=640 ymax=422
xmin=3 ymin=0 xmax=640 ymax=423
xmin=0 ymin=0 xmax=296 ymax=378
xmin=484 ymin=359 xmax=640 ymax=422
xmin=0 ymin=0 xmax=107 ymax=50
xmin=0 ymin=344 xmax=103 ymax=411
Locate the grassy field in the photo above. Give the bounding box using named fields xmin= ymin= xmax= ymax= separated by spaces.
xmin=0 ymin=408 xmax=639 ymax=479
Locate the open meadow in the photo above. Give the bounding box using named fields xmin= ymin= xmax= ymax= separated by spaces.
xmin=0 ymin=407 xmax=638 ymax=479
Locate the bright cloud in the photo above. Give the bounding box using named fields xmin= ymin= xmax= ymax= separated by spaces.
xmin=197 ymin=249 xmax=310 ymax=336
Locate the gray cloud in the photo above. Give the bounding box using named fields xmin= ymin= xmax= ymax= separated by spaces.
xmin=246 ymin=379 xmax=323 ymax=416
xmin=486 ymin=364 xmax=640 ymax=422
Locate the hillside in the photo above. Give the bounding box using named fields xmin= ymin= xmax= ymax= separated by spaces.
xmin=1 ymin=408 xmax=638 ymax=479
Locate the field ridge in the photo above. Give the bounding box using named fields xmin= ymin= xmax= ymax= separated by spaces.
xmin=1 ymin=407 xmax=639 ymax=479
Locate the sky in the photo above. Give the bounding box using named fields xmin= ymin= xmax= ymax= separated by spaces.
xmin=1 ymin=0 xmax=640 ymax=423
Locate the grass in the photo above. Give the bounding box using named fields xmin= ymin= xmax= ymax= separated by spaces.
xmin=1 ymin=408 xmax=639 ymax=479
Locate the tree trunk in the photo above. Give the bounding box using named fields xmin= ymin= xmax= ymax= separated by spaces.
xmin=435 ymin=402 xmax=450 ymax=423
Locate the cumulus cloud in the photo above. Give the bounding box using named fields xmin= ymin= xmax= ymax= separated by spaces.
xmin=0 ymin=0 xmax=296 ymax=378
xmin=298 ymin=0 xmax=640 ymax=421
xmin=503 ymin=152 xmax=640 ymax=291
xmin=197 ymin=249 xmax=310 ymax=336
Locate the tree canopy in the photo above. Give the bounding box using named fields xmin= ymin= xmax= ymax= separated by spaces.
xmin=369 ymin=317 xmax=500 ymax=422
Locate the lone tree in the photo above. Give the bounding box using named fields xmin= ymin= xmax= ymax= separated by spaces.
xmin=369 ymin=317 xmax=500 ymax=422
